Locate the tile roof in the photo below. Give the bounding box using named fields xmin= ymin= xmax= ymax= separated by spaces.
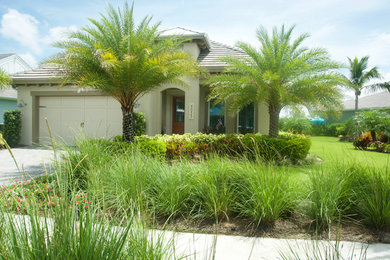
xmin=0 ymin=54 xmax=15 ymax=60
xmin=12 ymin=66 xmax=63 ymax=81
xmin=0 ymin=87 xmax=17 ymax=99
xmin=160 ymin=27 xmax=205 ymax=37
xmin=198 ymin=40 xmax=248 ymax=68
xmin=344 ymin=91 xmax=390 ymax=110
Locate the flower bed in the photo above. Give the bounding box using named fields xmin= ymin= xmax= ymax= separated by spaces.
xmin=353 ymin=131 xmax=390 ymax=153
xmin=0 ymin=180 xmax=92 ymax=214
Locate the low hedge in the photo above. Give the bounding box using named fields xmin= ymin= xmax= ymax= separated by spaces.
xmin=108 ymin=132 xmax=311 ymax=162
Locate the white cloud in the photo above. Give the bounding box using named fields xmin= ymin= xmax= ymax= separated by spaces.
xmin=0 ymin=9 xmax=78 ymax=58
xmin=0 ymin=9 xmax=41 ymax=53
xmin=19 ymin=52 xmax=38 ymax=68
xmin=42 ymin=25 xmax=78 ymax=45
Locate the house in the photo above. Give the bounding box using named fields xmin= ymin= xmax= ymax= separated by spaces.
xmin=12 ymin=28 xmax=270 ymax=145
xmin=0 ymin=54 xmax=31 ymax=129
xmin=333 ymin=91 xmax=390 ymax=122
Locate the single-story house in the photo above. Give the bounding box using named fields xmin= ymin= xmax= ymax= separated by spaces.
xmin=330 ymin=91 xmax=390 ymax=123
xmin=0 ymin=53 xmax=31 ymax=129
xmin=12 ymin=27 xmax=270 ymax=145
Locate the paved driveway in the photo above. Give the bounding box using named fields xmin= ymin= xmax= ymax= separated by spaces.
xmin=0 ymin=147 xmax=56 ymax=185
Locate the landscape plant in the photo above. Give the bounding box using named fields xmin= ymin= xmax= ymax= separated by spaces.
xmin=342 ymin=56 xmax=383 ymax=120
xmin=208 ymin=25 xmax=344 ymax=138
xmin=279 ymin=117 xmax=312 ymax=135
xmin=3 ymin=110 xmax=22 ymax=147
xmin=0 ymin=68 xmax=10 ymax=88
xmin=49 ymin=3 xmax=199 ymax=142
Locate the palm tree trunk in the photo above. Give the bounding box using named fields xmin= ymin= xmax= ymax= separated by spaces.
xmin=354 ymin=91 xmax=360 ymax=119
xmin=122 ymin=108 xmax=135 ymax=143
xmin=354 ymin=90 xmax=360 ymax=137
xmin=268 ymin=105 xmax=281 ymax=138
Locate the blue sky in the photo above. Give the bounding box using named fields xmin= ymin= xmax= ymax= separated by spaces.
xmin=1 ymin=0 xmax=390 ymax=98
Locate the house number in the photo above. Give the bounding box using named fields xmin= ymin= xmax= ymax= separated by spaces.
xmin=189 ymin=103 xmax=194 ymax=120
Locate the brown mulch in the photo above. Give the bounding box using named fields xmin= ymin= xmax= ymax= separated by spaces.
xmin=154 ymin=215 xmax=390 ymax=244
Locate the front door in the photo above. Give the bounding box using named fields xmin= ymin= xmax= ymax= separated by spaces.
xmin=172 ymin=96 xmax=185 ymax=134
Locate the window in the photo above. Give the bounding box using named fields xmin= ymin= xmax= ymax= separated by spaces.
xmin=174 ymin=97 xmax=185 ymax=122
xmin=238 ymin=103 xmax=254 ymax=134
xmin=209 ymin=100 xmax=225 ymax=134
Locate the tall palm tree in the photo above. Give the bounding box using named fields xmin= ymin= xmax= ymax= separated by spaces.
xmin=208 ymin=25 xmax=344 ymax=138
xmin=0 ymin=68 xmax=11 ymax=89
xmin=48 ymin=3 xmax=199 ymax=142
xmin=344 ymin=56 xmax=382 ymax=118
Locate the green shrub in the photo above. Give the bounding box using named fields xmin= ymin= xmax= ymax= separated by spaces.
xmin=279 ymin=117 xmax=312 ymax=135
xmin=241 ymin=133 xmax=311 ymax=162
xmin=134 ymin=139 xmax=166 ymax=160
xmin=325 ymin=123 xmax=345 ymax=137
xmin=3 ymin=110 xmax=22 ymax=147
xmin=357 ymin=110 xmax=390 ymax=142
xmin=311 ymin=122 xmax=327 ymax=136
xmin=130 ymin=133 xmax=311 ymax=163
xmin=133 ymin=112 xmax=146 ymax=136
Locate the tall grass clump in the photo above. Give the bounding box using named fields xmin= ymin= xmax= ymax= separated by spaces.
xmin=307 ymin=166 xmax=354 ymax=230
xmin=188 ymin=157 xmax=239 ymax=222
xmin=354 ymin=169 xmax=390 ymax=231
xmin=86 ymin=150 xmax=159 ymax=215
xmin=0 ymin=197 xmax=171 ymax=259
xmin=235 ymin=162 xmax=295 ymax=225
xmin=147 ymin=161 xmax=194 ymax=220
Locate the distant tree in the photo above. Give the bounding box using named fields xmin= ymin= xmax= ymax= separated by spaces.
xmin=208 ymin=25 xmax=344 ymax=138
xmin=0 ymin=68 xmax=11 ymax=89
xmin=344 ymin=56 xmax=382 ymax=118
xmin=48 ymin=3 xmax=199 ymax=142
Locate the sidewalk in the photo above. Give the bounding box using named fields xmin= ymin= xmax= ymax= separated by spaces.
xmin=159 ymin=230 xmax=390 ymax=259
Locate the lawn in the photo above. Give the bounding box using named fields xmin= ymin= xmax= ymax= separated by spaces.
xmin=310 ymin=136 xmax=390 ymax=170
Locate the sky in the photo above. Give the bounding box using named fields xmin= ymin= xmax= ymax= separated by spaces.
xmin=1 ymin=0 xmax=390 ymax=99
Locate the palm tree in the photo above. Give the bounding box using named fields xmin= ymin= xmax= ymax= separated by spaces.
xmin=48 ymin=3 xmax=199 ymax=142
xmin=344 ymin=56 xmax=382 ymax=118
xmin=0 ymin=68 xmax=11 ymax=89
xmin=208 ymin=25 xmax=344 ymax=138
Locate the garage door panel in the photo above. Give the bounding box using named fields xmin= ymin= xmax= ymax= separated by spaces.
xmin=39 ymin=95 xmax=122 ymax=145
xmin=39 ymin=107 xmax=62 ymax=144
xmin=84 ymin=108 xmax=107 ymax=137
xmin=40 ymin=97 xmax=61 ymax=108
xmin=85 ymin=96 xmax=107 ymax=108
xmin=107 ymin=98 xmax=120 ymax=109
xmin=61 ymin=96 xmax=84 ymax=108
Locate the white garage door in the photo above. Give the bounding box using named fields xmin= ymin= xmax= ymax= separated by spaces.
xmin=39 ymin=96 xmax=122 ymax=144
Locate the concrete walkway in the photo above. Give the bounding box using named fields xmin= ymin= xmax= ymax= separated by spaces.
xmin=162 ymin=231 xmax=390 ymax=259
xmin=0 ymin=146 xmax=56 ymax=185
xmin=10 ymin=214 xmax=390 ymax=259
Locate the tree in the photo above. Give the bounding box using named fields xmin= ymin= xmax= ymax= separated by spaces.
xmin=208 ymin=25 xmax=344 ymax=138
xmin=48 ymin=3 xmax=199 ymax=142
xmin=344 ymin=56 xmax=382 ymax=118
xmin=0 ymin=68 xmax=11 ymax=89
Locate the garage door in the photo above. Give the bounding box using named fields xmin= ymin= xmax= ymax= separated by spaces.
xmin=39 ymin=96 xmax=122 ymax=144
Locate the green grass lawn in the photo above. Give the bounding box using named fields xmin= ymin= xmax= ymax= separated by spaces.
xmin=310 ymin=136 xmax=390 ymax=170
